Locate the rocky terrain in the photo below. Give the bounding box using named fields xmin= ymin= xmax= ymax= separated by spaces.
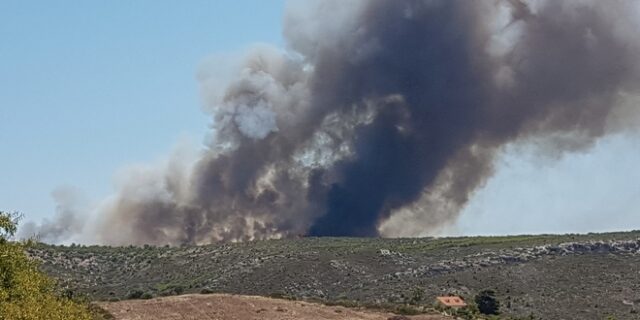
xmin=29 ymin=231 xmax=640 ymax=319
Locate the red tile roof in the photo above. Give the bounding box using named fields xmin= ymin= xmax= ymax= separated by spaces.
xmin=436 ymin=296 xmax=467 ymax=307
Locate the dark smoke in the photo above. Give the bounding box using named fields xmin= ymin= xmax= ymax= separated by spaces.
xmin=95 ymin=0 xmax=639 ymax=245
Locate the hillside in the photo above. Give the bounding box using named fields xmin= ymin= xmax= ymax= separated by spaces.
xmin=29 ymin=231 xmax=640 ymax=319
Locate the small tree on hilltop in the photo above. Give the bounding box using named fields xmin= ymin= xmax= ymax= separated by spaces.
xmin=475 ymin=289 xmax=500 ymax=315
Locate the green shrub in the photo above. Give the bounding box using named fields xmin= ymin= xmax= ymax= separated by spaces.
xmin=475 ymin=289 xmax=500 ymax=315
xmin=395 ymin=304 xmax=423 ymax=315
xmin=0 ymin=211 xmax=93 ymax=320
xmin=199 ymin=288 xmax=214 ymax=294
xmin=125 ymin=290 xmax=144 ymax=299
xmin=172 ymin=285 xmax=184 ymax=295
xmin=158 ymin=284 xmax=185 ymax=296
xmin=409 ymin=287 xmax=425 ymax=305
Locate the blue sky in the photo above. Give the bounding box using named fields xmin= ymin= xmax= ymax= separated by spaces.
xmin=1 ymin=1 xmax=285 ymax=221
xmin=455 ymin=134 xmax=640 ymax=236
xmin=1 ymin=1 xmax=639 ymax=236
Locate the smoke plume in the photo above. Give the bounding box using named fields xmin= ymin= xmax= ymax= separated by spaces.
xmin=19 ymin=187 xmax=87 ymax=243
xmin=93 ymin=0 xmax=639 ymax=245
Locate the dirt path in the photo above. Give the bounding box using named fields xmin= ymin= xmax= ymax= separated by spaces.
xmin=98 ymin=294 xmax=451 ymax=320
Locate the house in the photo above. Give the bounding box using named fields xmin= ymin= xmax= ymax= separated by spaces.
xmin=435 ymin=296 xmax=467 ymax=308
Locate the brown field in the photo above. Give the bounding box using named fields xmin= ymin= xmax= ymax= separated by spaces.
xmin=98 ymin=294 xmax=451 ymax=320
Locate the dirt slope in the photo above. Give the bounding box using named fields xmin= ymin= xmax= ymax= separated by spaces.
xmin=99 ymin=294 xmax=450 ymax=320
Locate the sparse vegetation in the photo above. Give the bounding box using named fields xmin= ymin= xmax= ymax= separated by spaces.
xmin=27 ymin=231 xmax=640 ymax=319
xmin=409 ymin=286 xmax=425 ymax=305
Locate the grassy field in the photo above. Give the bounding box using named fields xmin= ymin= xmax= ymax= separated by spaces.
xmin=29 ymin=231 xmax=640 ymax=319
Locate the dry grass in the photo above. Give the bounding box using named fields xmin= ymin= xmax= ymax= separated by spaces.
xmin=98 ymin=293 xmax=450 ymax=320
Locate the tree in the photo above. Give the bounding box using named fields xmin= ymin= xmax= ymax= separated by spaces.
xmin=0 ymin=211 xmax=20 ymax=241
xmin=0 ymin=211 xmax=93 ymax=320
xmin=474 ymin=289 xmax=500 ymax=315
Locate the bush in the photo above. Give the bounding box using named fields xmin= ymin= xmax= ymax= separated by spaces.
xmin=200 ymin=288 xmax=214 ymax=294
xmin=0 ymin=211 xmax=93 ymax=320
xmin=409 ymin=287 xmax=424 ymax=305
xmin=395 ymin=304 xmax=423 ymax=315
xmin=125 ymin=289 xmax=144 ymax=299
xmin=159 ymin=284 xmax=185 ymax=296
xmin=140 ymin=292 xmax=153 ymax=299
xmin=475 ymin=289 xmax=500 ymax=315
xmin=172 ymin=285 xmax=184 ymax=295
xmin=454 ymin=306 xmax=477 ymax=320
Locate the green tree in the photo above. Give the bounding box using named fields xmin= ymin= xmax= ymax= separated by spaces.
xmin=0 ymin=211 xmax=93 ymax=320
xmin=0 ymin=211 xmax=20 ymax=240
xmin=474 ymin=289 xmax=500 ymax=315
